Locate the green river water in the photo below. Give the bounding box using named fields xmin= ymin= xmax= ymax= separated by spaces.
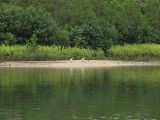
xmin=0 ymin=67 xmax=160 ymax=120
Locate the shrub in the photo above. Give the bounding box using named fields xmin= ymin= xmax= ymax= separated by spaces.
xmin=108 ymin=44 xmax=160 ymax=61
xmin=2 ymin=33 xmax=16 ymax=45
xmin=26 ymin=34 xmax=38 ymax=53
xmin=69 ymin=22 xmax=117 ymax=54
xmin=0 ymin=45 xmax=105 ymax=61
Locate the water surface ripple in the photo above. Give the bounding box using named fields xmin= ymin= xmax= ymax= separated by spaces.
xmin=0 ymin=67 xmax=160 ymax=120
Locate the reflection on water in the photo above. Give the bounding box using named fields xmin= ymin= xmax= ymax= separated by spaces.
xmin=0 ymin=67 xmax=160 ymax=120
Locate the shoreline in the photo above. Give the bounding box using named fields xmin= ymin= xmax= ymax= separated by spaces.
xmin=1 ymin=60 xmax=160 ymax=68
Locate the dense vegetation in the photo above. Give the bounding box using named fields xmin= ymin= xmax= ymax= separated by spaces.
xmin=0 ymin=0 xmax=160 ymax=60
xmin=109 ymin=44 xmax=160 ymax=61
xmin=0 ymin=45 xmax=104 ymax=61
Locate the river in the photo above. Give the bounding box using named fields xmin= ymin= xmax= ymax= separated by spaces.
xmin=0 ymin=67 xmax=159 ymax=120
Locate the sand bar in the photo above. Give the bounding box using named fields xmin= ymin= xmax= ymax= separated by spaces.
xmin=0 ymin=60 xmax=160 ymax=68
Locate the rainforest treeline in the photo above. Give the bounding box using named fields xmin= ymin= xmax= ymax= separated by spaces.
xmin=0 ymin=0 xmax=160 ymax=54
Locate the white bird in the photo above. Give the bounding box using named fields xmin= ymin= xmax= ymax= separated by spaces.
xmin=81 ymin=58 xmax=85 ymax=62
xmin=70 ymin=58 xmax=73 ymax=62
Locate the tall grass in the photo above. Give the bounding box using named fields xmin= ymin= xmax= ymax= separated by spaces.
xmin=0 ymin=45 xmax=105 ymax=61
xmin=108 ymin=44 xmax=160 ymax=61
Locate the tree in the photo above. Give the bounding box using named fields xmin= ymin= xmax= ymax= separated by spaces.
xmin=144 ymin=0 xmax=160 ymax=43
xmin=0 ymin=4 xmax=58 ymax=44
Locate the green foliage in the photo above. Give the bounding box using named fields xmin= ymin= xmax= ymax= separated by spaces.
xmin=0 ymin=4 xmax=58 ymax=44
xmin=69 ymin=22 xmax=117 ymax=54
xmin=22 ymin=6 xmax=58 ymax=44
xmin=108 ymin=44 xmax=160 ymax=61
xmin=0 ymin=45 xmax=105 ymax=61
xmin=26 ymin=34 xmax=38 ymax=53
xmin=69 ymin=26 xmax=85 ymax=48
xmin=94 ymin=49 xmax=105 ymax=60
xmin=82 ymin=23 xmax=114 ymax=53
xmin=0 ymin=33 xmax=16 ymax=45
xmin=56 ymin=29 xmax=70 ymax=47
xmin=143 ymin=0 xmax=160 ymax=43
xmin=0 ymin=0 xmax=160 ymax=56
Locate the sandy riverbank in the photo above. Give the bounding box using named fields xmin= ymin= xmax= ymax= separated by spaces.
xmin=0 ymin=60 xmax=160 ymax=68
